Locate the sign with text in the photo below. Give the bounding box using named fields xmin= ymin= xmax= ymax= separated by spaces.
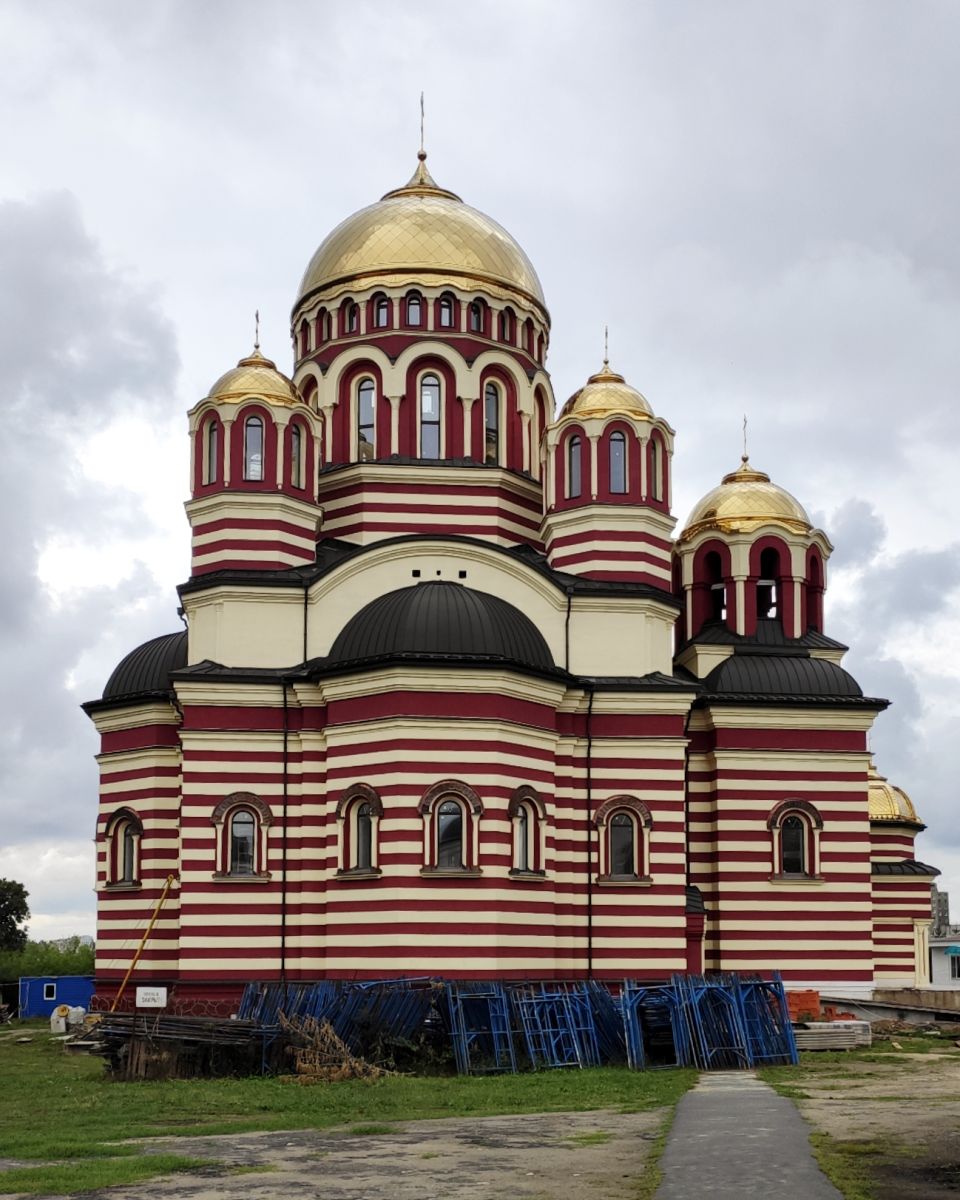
xmin=135 ymin=986 xmax=168 ymax=1008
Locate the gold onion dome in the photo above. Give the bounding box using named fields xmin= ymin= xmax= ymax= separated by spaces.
xmin=679 ymin=456 xmax=812 ymax=542
xmin=868 ymin=762 xmax=922 ymax=825
xmin=206 ymin=347 xmax=302 ymax=407
xmin=296 ymin=153 xmax=546 ymax=311
xmin=560 ymin=359 xmax=654 ymax=421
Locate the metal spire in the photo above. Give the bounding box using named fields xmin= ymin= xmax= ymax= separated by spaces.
xmin=254 ymin=309 xmax=260 ymax=352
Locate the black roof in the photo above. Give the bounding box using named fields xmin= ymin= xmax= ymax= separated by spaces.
xmin=704 ymin=653 xmax=864 ymax=699
xmin=684 ymin=617 xmax=848 ymax=654
xmin=872 ymin=860 xmax=940 ymax=877
xmin=327 ymin=581 xmax=555 ymax=673
xmin=95 ymin=631 xmax=187 ymax=705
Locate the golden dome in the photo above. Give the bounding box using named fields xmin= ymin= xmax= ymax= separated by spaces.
xmin=868 ymin=762 xmax=922 ymax=825
xmin=206 ymin=348 xmax=302 ymax=407
xmin=559 ymin=359 xmax=654 ymax=421
xmin=296 ymin=154 xmax=546 ymax=312
xmin=679 ymin=457 xmax=812 ymax=542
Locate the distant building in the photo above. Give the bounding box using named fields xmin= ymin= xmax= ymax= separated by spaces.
xmin=83 ymin=151 xmax=938 ymax=1013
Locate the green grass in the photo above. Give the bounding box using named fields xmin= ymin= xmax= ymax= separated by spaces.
xmin=565 ymin=1129 xmax=612 ymax=1146
xmin=0 ymin=1024 xmax=695 ymax=1195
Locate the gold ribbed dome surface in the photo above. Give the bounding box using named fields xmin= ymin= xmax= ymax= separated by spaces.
xmin=679 ymin=457 xmax=812 ymax=542
xmin=560 ymin=360 xmax=653 ymax=421
xmin=868 ymin=763 xmax=921 ymax=824
xmin=207 ymin=348 xmax=301 ymax=406
xmin=296 ymin=155 xmax=546 ymax=309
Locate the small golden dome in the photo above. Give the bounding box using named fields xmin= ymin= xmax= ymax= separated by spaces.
xmin=206 ymin=348 xmax=302 ymax=407
xmin=296 ymin=154 xmax=546 ymax=311
xmin=679 ymin=457 xmax=812 ymax=542
xmin=559 ymin=359 xmax=653 ymax=421
xmin=868 ymin=762 xmax=922 ymax=825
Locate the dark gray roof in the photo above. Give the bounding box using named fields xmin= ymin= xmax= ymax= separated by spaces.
xmin=872 ymin=860 xmax=940 ymax=877
xmin=685 ymin=618 xmax=848 ymax=653
xmin=704 ymin=653 xmax=865 ymax=699
xmin=101 ymin=631 xmax=187 ymax=702
xmin=327 ymin=581 xmax=554 ymax=672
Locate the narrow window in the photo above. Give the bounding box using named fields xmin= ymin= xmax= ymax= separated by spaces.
xmin=609 ymin=431 xmax=626 ymax=493
xmin=316 ymin=309 xmax=327 ymax=345
xmin=290 ymin=423 xmax=303 ymax=488
xmin=299 ymin=319 xmax=310 ymax=356
xmin=121 ymin=823 xmax=136 ymax=883
xmin=356 ymin=802 xmax=373 ymax=871
xmin=373 ymin=296 xmax=390 ymax=328
xmin=610 ymin=812 xmax=635 ymax=876
xmin=498 ymin=310 xmax=512 ymax=343
xmin=406 ymin=292 xmax=422 ymax=326
xmin=357 ymin=379 xmax=376 ymax=461
xmin=484 ymin=381 xmax=499 ymax=464
xmin=469 ymin=301 xmax=483 ymax=333
xmin=706 ymin=550 xmax=726 ymax=621
xmin=420 ymin=373 xmax=441 ymax=459
xmin=204 ymin=419 xmax=218 ymax=485
xmin=758 ymin=547 xmax=780 ymax=619
xmin=230 ymin=810 xmax=256 ymax=875
xmin=781 ymin=815 xmax=806 ymax=874
xmin=567 ymin=436 xmax=582 ymax=498
xmin=243 ymin=416 xmax=264 ymax=481
xmin=437 ymin=800 xmax=463 ymax=869
xmin=952 ymin=957 xmax=960 ymax=981
xmin=345 ymin=303 xmax=359 ymax=334
xmin=438 ymin=296 xmax=454 ymax=328
xmin=537 ymin=332 xmax=545 ymax=363
xmin=650 ymin=439 xmax=664 ymax=501
xmin=516 ymin=805 xmax=530 ymax=872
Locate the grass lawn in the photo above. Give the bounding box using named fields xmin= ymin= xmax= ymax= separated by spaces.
xmin=0 ymin=1022 xmax=695 ymax=1195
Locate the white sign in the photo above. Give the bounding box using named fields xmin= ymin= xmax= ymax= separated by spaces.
xmin=135 ymin=986 xmax=168 ymax=1008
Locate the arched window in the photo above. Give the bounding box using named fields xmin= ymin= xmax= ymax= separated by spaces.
xmin=315 ymin=308 xmax=328 ymax=346
xmin=609 ymin=431 xmax=626 ymax=494
xmin=650 ymin=438 xmax=664 ymax=502
xmin=468 ymin=300 xmax=483 ymax=333
xmin=509 ymin=787 xmax=545 ymax=876
xmin=758 ymin=547 xmax=780 ymax=619
xmin=594 ymin=796 xmax=652 ymax=883
xmin=229 ymin=809 xmax=256 ymax=875
xmin=524 ymin=318 xmax=534 ymax=355
xmin=106 ymin=810 xmax=143 ymax=887
xmin=437 ymin=800 xmax=463 ymax=869
xmin=806 ymin=554 xmax=823 ymax=632
xmin=243 ymin=415 xmax=264 ymax=481
xmin=768 ymin=800 xmax=822 ymax=880
xmin=516 ymin=804 xmax=530 ymax=871
xmin=420 ymin=373 xmax=441 ymax=459
xmin=203 ymin=418 xmax=219 ymax=485
xmin=335 ymin=784 xmax=383 ymax=876
xmin=537 ymin=332 xmax=545 ymax=363
xmin=567 ymin=435 xmax=582 ymax=499
xmin=406 ymin=292 xmax=422 ymax=327
xmin=290 ymin=423 xmax=303 ymax=488
xmin=705 ymin=550 xmax=726 ymax=622
xmin=420 ymin=780 xmax=482 ymax=874
xmin=357 ymin=379 xmax=376 ymax=461
xmin=438 ymin=295 xmax=455 ymax=329
xmin=345 ymin=302 xmax=359 ymax=334
xmin=355 ymin=802 xmax=373 ymax=871
xmin=373 ymin=295 xmax=390 ymax=329
xmin=299 ymin=319 xmax=310 ymax=357
xmin=498 ymin=309 xmax=514 ymax=343
xmin=484 ymin=381 xmax=499 ymax=464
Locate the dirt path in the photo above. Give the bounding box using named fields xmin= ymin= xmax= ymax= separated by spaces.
xmin=789 ymin=1051 xmax=960 ymax=1198
xmin=90 ymin=1108 xmax=666 ymax=1200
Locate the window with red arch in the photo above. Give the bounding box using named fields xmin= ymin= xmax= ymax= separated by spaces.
xmin=768 ymin=800 xmax=823 ymax=879
xmin=104 ymin=809 xmax=143 ymax=888
xmin=805 ymin=549 xmax=824 ymax=633
xmin=404 ymin=291 xmax=423 ymax=328
xmin=211 ymin=793 xmax=273 ymax=880
xmin=648 ymin=432 xmax=667 ymax=505
xmin=287 ymin=419 xmax=309 ymax=490
xmin=594 ymin=796 xmax=652 ymax=882
xmin=523 ymin=317 xmax=535 ymax=355
xmin=508 ymin=786 xmax=547 ymax=877
xmin=198 ymin=412 xmax=222 ymax=489
xmin=419 ymin=780 xmax=483 ymax=875
xmin=298 ymin=318 xmax=311 ymax=358
xmin=370 ymin=293 xmax=391 ymax=330
xmin=436 ymin=292 xmax=458 ymax=330
xmin=336 ymin=783 xmax=383 ymax=877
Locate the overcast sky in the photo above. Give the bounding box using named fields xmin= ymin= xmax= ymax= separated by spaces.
xmin=2 ymin=0 xmax=958 ymax=939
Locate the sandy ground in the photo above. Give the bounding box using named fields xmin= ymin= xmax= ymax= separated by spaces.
xmin=790 ymin=1049 xmax=960 ymax=1198
xmin=91 ymin=1108 xmax=666 ymax=1200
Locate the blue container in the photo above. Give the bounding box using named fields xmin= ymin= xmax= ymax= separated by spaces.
xmin=18 ymin=975 xmax=94 ymax=1018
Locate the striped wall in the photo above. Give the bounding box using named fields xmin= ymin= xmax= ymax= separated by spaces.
xmin=543 ymin=506 xmax=675 ymax=587
xmin=186 ymin=495 xmax=319 ymax=576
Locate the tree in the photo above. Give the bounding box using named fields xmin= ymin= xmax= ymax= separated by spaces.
xmin=0 ymin=936 xmax=95 ymax=983
xmin=0 ymin=880 xmax=29 ymax=953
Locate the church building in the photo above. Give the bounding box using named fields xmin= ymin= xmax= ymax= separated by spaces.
xmin=84 ymin=152 xmax=937 ymax=1011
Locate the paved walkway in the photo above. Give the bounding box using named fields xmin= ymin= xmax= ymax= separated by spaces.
xmin=655 ymin=1072 xmax=843 ymax=1199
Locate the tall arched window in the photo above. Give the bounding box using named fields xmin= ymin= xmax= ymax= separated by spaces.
xmin=106 ymin=811 xmax=143 ymax=887
xmin=610 ymin=813 xmax=635 ymax=876
xmin=335 ymin=783 xmax=383 ymax=876
xmin=516 ymin=804 xmax=530 ymax=872
xmin=609 ymin=431 xmax=626 ymax=494
xmin=299 ymin=319 xmax=310 ymax=356
xmin=316 ymin=308 xmax=328 ymax=345
xmin=243 ymin=416 xmax=264 ymax=481
xmin=437 ymin=799 xmax=463 ymax=869
xmin=420 ymin=374 xmax=441 ymax=459
xmin=229 ymin=810 xmax=256 ymax=875
xmin=468 ymin=300 xmax=483 ymax=333
xmin=758 ymin=547 xmax=780 ymax=619
xmin=806 ymin=554 xmax=823 ymax=632
xmin=406 ymin=292 xmax=422 ymax=326
xmin=498 ymin=309 xmax=513 ymax=343
xmin=768 ymin=800 xmax=822 ymax=880
xmin=706 ymin=550 xmax=726 ymax=621
xmin=121 ymin=823 xmax=136 ymax=883
xmin=290 ymin=423 xmax=303 ymax=488
xmin=595 ymin=795 xmax=652 ymax=882
xmin=204 ymin=418 xmax=219 ymax=485
xmin=357 ymin=379 xmax=376 ymax=461
xmin=345 ymin=302 xmax=359 ymax=334
xmin=438 ymin=295 xmax=454 ymax=328
xmin=567 ymin=435 xmax=582 ymax=499
xmin=484 ymin=381 xmax=499 ymax=464
xmin=356 ymin=802 xmax=373 ymax=871
xmin=524 ymin=318 xmax=534 ymax=355
xmin=373 ymin=295 xmax=390 ymax=328
xmin=781 ymin=815 xmax=805 ymax=874
xmin=650 ymin=438 xmax=664 ymax=501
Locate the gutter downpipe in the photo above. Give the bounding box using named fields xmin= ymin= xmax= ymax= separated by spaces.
xmin=586 ymin=685 xmax=595 ymax=981
xmin=280 ymin=681 xmax=290 ymax=995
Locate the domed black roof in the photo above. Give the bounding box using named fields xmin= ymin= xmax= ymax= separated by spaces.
xmin=704 ymin=653 xmax=863 ymax=700
xmin=327 ymin=581 xmax=554 ymax=672
xmin=103 ymin=631 xmax=187 ymax=701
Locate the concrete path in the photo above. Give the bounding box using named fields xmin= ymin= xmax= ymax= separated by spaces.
xmin=655 ymin=1072 xmax=843 ymax=1199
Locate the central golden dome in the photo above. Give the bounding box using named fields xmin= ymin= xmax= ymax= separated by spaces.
xmin=560 ymin=360 xmax=653 ymax=421
xmin=679 ymin=457 xmax=812 ymax=542
xmin=296 ymin=155 xmax=546 ymax=312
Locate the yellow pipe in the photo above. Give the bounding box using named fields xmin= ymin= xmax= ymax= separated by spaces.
xmin=110 ymin=874 xmax=176 ymax=1013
